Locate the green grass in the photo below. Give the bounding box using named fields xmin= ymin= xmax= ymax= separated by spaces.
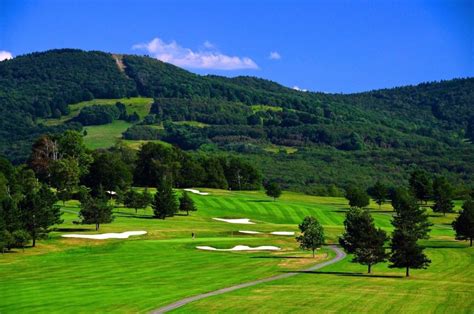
xmin=251 ymin=104 xmax=283 ymax=113
xmin=83 ymin=120 xmax=132 ymax=149
xmin=0 ymin=190 xmax=471 ymax=313
xmin=40 ymin=97 xmax=153 ymax=126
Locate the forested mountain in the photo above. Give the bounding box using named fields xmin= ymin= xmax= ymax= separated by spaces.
xmin=0 ymin=49 xmax=472 ymax=192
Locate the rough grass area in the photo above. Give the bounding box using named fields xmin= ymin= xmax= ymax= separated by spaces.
xmin=0 ymin=190 xmax=471 ymax=313
xmin=82 ymin=120 xmax=132 ymax=149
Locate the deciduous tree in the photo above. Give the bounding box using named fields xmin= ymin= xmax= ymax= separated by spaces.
xmin=296 ymin=216 xmax=325 ymax=257
xmin=265 ymin=182 xmax=282 ymax=201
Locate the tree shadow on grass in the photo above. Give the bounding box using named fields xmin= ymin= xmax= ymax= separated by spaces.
xmin=114 ymin=213 xmax=155 ymax=220
xmin=55 ymin=228 xmax=91 ymax=232
xmin=285 ymin=270 xmax=404 ymax=279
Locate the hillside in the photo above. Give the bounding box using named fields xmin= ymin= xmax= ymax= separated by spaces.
xmin=0 ymin=49 xmax=472 ymax=191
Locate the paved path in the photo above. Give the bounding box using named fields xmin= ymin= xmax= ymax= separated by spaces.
xmin=152 ymin=245 xmax=346 ymax=313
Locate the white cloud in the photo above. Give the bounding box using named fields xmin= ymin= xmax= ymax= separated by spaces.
xmin=0 ymin=51 xmax=13 ymax=61
xmin=203 ymin=40 xmax=215 ymax=49
xmin=132 ymin=37 xmax=258 ymax=70
xmin=293 ymin=86 xmax=308 ymax=92
xmin=269 ymin=51 xmax=281 ymax=60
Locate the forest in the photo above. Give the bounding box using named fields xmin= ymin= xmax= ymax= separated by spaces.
xmin=0 ymin=49 xmax=472 ymax=192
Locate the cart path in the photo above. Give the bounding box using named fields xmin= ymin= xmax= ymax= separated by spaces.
xmin=152 ymin=245 xmax=346 ymax=313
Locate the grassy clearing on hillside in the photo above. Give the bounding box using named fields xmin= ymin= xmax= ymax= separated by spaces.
xmin=83 ymin=120 xmax=132 ymax=149
xmin=120 ymin=139 xmax=172 ymax=150
xmin=0 ymin=190 xmax=471 ymax=313
xmin=40 ymin=97 xmax=153 ymax=126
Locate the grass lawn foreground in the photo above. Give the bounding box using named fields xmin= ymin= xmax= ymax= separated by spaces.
xmin=0 ymin=190 xmax=472 ymax=313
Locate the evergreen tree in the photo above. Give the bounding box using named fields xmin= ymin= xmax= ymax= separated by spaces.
xmin=409 ymin=169 xmax=432 ymax=204
xmin=179 ymin=191 xmax=197 ymax=215
xmin=431 ymin=176 xmax=454 ymax=216
xmin=389 ymin=191 xmax=432 ymax=276
xmin=452 ymin=199 xmax=474 ymax=246
xmin=265 ymin=182 xmax=282 ymax=201
xmin=345 ymin=185 xmax=370 ymax=209
xmin=339 ymin=208 xmax=388 ymax=273
xmin=153 ymin=179 xmax=178 ymax=219
xmin=79 ymin=188 xmax=114 ymax=230
xmin=296 ymin=216 xmax=325 ymax=257
xmin=19 ymin=184 xmax=62 ymax=247
xmin=368 ymin=181 xmax=388 ymax=209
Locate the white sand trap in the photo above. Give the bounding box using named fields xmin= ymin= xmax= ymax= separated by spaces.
xmin=197 ymin=245 xmax=281 ymax=251
xmin=183 ymin=188 xmax=209 ymax=195
xmin=213 ymin=218 xmax=255 ymax=224
xmin=62 ymin=231 xmax=147 ymax=240
xmin=270 ymin=231 xmax=295 ymax=236
xmin=239 ymin=230 xmax=261 ymax=234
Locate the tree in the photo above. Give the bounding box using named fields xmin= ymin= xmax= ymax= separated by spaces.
xmin=409 ymin=170 xmax=432 ymax=204
xmin=296 ymin=216 xmax=325 ymax=257
xmin=50 ymin=158 xmax=80 ymax=204
xmin=345 ymin=185 xmax=370 ymax=209
xmin=179 ymin=191 xmax=197 ymax=215
xmin=431 ymin=176 xmax=454 ymax=216
xmin=0 ymin=230 xmax=14 ymax=253
xmin=124 ymin=189 xmax=151 ymax=214
xmin=368 ymin=181 xmax=388 ymax=209
xmin=79 ymin=189 xmax=114 ymax=230
xmin=339 ymin=208 xmax=388 ymax=273
xmin=265 ymin=182 xmax=282 ymax=201
xmin=83 ymin=151 xmax=133 ymax=195
xmin=19 ymin=184 xmax=62 ymax=247
xmin=153 ymin=179 xmax=178 ymax=219
xmin=452 ymin=199 xmax=474 ymax=246
xmin=389 ymin=191 xmax=432 ymax=277
xmin=12 ymin=230 xmax=30 ymax=252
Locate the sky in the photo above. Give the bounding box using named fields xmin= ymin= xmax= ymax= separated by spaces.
xmin=0 ymin=0 xmax=472 ymax=93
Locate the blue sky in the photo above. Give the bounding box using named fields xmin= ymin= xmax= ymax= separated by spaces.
xmin=0 ymin=0 xmax=472 ymax=93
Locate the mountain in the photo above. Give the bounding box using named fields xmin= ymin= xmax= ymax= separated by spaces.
xmin=0 ymin=49 xmax=472 ymax=192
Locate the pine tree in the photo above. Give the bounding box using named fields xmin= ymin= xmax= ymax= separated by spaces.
xmin=153 ymin=179 xmax=178 ymax=219
xmin=431 ymin=176 xmax=454 ymax=216
xmin=452 ymin=199 xmax=474 ymax=246
xmin=389 ymin=191 xmax=432 ymax=276
xmin=339 ymin=208 xmax=388 ymax=273
xmin=179 ymin=191 xmax=197 ymax=215
xmin=368 ymin=181 xmax=388 ymax=209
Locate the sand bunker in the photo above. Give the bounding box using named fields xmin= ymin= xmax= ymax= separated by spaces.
xmin=213 ymin=218 xmax=255 ymax=224
xmin=62 ymin=231 xmax=147 ymax=240
xmin=270 ymin=231 xmax=295 ymax=236
xmin=183 ymin=188 xmax=209 ymax=195
xmin=197 ymin=245 xmax=281 ymax=251
xmin=238 ymin=230 xmax=261 ymax=234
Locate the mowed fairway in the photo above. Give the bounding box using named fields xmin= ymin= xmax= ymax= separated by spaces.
xmin=0 ymin=190 xmax=472 ymax=313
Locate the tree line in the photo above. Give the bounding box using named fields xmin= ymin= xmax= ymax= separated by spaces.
xmin=0 ymin=129 xmax=261 ymax=252
xmin=297 ymin=175 xmax=474 ymax=277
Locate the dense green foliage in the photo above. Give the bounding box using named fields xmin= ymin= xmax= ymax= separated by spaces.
xmin=452 ymin=199 xmax=474 ymax=246
xmin=339 ymin=208 xmax=388 ymax=273
xmin=0 ymin=49 xmax=473 ymax=193
xmin=296 ymin=216 xmax=325 ymax=257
